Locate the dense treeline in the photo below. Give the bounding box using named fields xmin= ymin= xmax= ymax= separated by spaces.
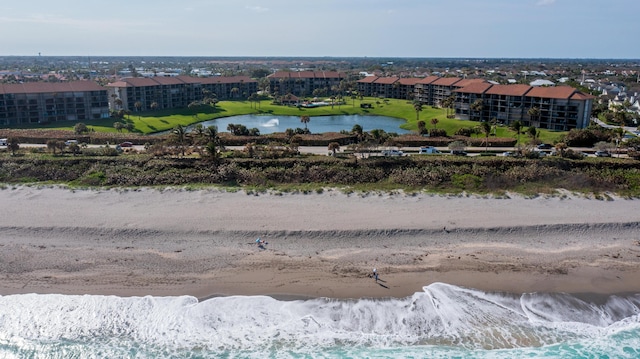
xmin=1 ymin=156 xmax=639 ymax=195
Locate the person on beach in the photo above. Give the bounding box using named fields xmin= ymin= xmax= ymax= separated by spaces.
xmin=373 ymin=268 xmax=378 ymax=282
xmin=256 ymin=237 xmax=268 ymax=249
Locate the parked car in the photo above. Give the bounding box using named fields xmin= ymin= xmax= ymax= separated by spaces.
xmin=450 ymin=150 xmax=467 ymax=156
xmin=498 ymin=151 xmax=516 ymax=157
xmin=64 ymin=140 xmax=78 ymax=146
xmin=418 ymin=146 xmax=441 ymax=154
xmin=381 ymin=149 xmax=403 ymax=157
xmin=0 ymin=138 xmax=7 ymax=146
xmin=119 ymin=141 xmax=133 ymax=148
xmin=595 ymin=150 xmax=611 ymax=157
xmin=537 ymin=143 xmax=553 ymax=150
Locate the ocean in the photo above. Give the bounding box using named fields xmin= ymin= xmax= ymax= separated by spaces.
xmin=0 ymin=283 xmax=638 ymax=358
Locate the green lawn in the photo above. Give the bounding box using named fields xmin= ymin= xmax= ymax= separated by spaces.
xmin=5 ymin=97 xmax=567 ymax=143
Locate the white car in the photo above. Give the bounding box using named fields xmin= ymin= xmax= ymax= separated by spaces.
xmin=0 ymin=138 xmax=7 ymax=146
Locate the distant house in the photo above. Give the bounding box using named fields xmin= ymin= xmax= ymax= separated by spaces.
xmin=0 ymin=81 xmax=109 ymax=125
xmin=530 ymin=79 xmax=555 ymax=87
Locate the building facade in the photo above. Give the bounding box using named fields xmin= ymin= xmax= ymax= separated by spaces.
xmin=0 ymin=81 xmax=109 ymax=126
xmin=357 ymin=75 xmax=594 ymax=130
xmin=267 ymin=71 xmax=345 ymax=97
xmin=106 ymin=76 xmax=257 ymax=111
xmin=454 ymin=84 xmax=594 ymax=130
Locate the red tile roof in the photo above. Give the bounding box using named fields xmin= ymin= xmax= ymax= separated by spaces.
xmin=357 ymin=76 xmax=378 ymax=83
xmin=0 ymin=81 xmax=104 ymax=94
xmin=485 ymin=84 xmax=532 ymax=96
xmin=417 ymin=76 xmax=440 ymax=85
xmin=454 ymin=83 xmax=493 ymax=94
xmin=199 ymin=76 xmax=255 ymax=84
xmin=431 ymin=77 xmax=462 ymax=86
xmin=398 ymin=78 xmax=422 ymax=86
xmin=374 ymin=77 xmax=399 ymax=85
xmin=106 ymin=76 xmax=256 ymax=88
xmin=268 ymin=71 xmax=345 ymax=79
xmin=452 ymin=78 xmax=487 ymax=88
xmin=570 ymin=92 xmax=596 ymax=100
xmin=526 ymin=86 xmax=579 ymax=99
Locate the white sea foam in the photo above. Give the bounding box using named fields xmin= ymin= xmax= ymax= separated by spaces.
xmin=0 ymin=283 xmax=639 ymax=357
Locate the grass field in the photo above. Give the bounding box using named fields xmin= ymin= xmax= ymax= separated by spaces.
xmin=5 ymin=97 xmax=566 ymax=144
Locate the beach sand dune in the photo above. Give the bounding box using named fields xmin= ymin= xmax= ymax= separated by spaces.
xmin=1 ymin=187 xmax=639 ymax=299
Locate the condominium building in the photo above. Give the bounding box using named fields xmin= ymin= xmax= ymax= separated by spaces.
xmin=106 ymin=76 xmax=257 ymax=111
xmin=267 ymin=71 xmax=345 ymax=97
xmin=454 ymin=84 xmax=594 ymax=130
xmin=0 ymin=81 xmax=109 ymax=125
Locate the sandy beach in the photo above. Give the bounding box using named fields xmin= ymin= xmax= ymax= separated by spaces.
xmin=0 ymin=186 xmax=639 ymax=299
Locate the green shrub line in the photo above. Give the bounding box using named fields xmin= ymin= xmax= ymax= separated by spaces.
xmin=1 ymin=155 xmax=639 ymax=197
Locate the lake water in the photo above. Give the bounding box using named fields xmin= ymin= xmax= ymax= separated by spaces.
xmin=192 ymin=114 xmax=411 ymax=134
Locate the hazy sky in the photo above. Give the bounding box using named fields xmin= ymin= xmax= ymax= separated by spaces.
xmin=0 ymin=0 xmax=637 ymax=58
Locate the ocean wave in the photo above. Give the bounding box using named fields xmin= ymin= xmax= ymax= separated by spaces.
xmin=0 ymin=283 xmax=639 ymax=357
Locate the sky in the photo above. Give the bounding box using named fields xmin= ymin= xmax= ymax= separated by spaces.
xmin=0 ymin=0 xmax=638 ymax=59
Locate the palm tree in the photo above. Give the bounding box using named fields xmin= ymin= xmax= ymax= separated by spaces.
xmin=481 ymin=121 xmax=492 ymax=152
xmin=417 ymin=120 xmax=427 ymax=135
xmin=430 ymin=118 xmax=439 ymax=130
xmin=328 ymin=142 xmax=340 ymax=157
xmin=300 ymin=115 xmax=310 ymax=130
xmin=470 ymin=99 xmax=484 ymax=121
xmin=150 ymin=101 xmax=158 ymax=111
xmin=352 ymin=124 xmax=364 ymax=143
xmin=527 ymin=106 xmax=540 ymax=126
xmin=7 ymin=137 xmax=19 ymax=156
xmin=510 ymin=120 xmax=523 ymax=148
xmin=172 ymin=124 xmax=188 ymax=156
xmin=413 ymin=101 xmax=423 ymax=121
xmin=114 ymin=98 xmax=123 ymax=110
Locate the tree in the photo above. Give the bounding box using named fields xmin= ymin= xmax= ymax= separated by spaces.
xmin=7 ymin=137 xmax=19 ymax=155
xmin=594 ymin=140 xmax=614 ymax=153
xmin=430 ymin=118 xmax=439 ymax=130
xmin=300 ymin=115 xmax=310 ymax=130
xmin=351 ymin=124 xmax=365 ymax=143
xmin=527 ymin=106 xmax=540 ymax=125
xmin=114 ymin=98 xmax=123 ymax=110
xmin=46 ymin=139 xmax=58 ymax=154
xmin=113 ymin=122 xmax=124 ymax=132
xmin=470 ymin=99 xmax=484 ymax=121
xmin=480 ymin=121 xmax=492 ymax=153
xmin=74 ymin=122 xmax=88 ymax=135
xmin=417 ymin=120 xmax=427 ymax=135
xmin=134 ymin=101 xmax=142 ymax=112
xmin=150 ymin=101 xmax=158 ymax=111
xmin=555 ymin=142 xmax=568 ymax=157
xmin=172 ymin=124 xmax=188 ymax=156
xmin=510 ymin=120 xmax=523 ymax=147
xmin=413 ymin=101 xmax=423 ymax=121
xmin=68 ymin=142 xmax=80 ymax=156
xmin=448 ymin=140 xmax=466 ymax=153
xmin=328 ymin=142 xmax=340 ymax=157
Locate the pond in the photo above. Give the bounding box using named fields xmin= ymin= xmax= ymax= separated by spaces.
xmin=190 ymin=114 xmax=411 ymax=134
